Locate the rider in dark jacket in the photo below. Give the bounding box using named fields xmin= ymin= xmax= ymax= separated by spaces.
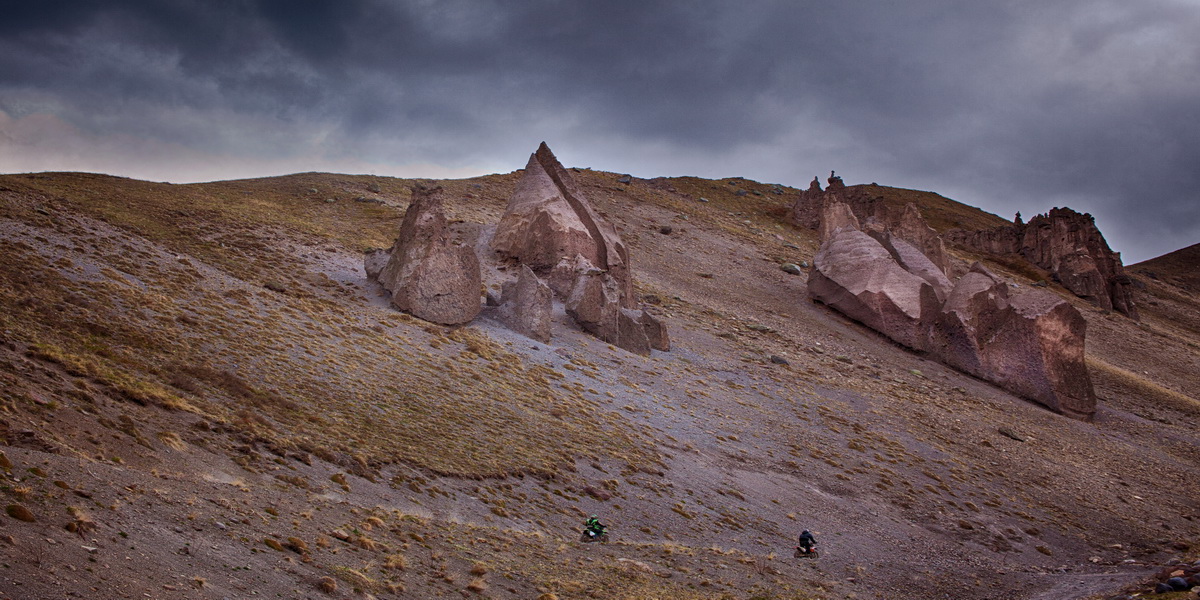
xmin=798 ymin=530 xmax=816 ymax=553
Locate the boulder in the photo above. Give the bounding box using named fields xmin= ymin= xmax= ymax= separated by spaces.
xmin=495 ymin=264 xmax=553 ymax=343
xmin=808 ymin=229 xmax=940 ymax=350
xmin=640 ymin=310 xmax=670 ymax=352
xmin=372 ymin=186 xmax=481 ymax=325
xmin=930 ymin=263 xmax=1095 ymax=420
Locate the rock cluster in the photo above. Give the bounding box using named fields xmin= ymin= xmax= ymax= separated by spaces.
xmin=946 ymin=208 xmax=1138 ymax=318
xmin=794 ymin=175 xmax=951 ymax=277
xmin=364 ymin=144 xmax=667 ymax=354
xmin=492 ymin=143 xmax=668 ymax=355
xmin=1148 ymin=558 xmax=1200 ymax=594
xmin=366 ymin=185 xmax=481 ymax=325
xmin=810 ymin=200 xmax=1096 ymax=420
xmin=793 ymin=179 xmax=1136 ymax=319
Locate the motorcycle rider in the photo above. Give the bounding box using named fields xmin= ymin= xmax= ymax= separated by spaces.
xmin=584 ymin=515 xmax=606 ymax=538
xmin=798 ymin=529 xmax=816 ymax=554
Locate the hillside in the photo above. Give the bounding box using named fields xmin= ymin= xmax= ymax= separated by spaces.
xmin=1 ymin=168 xmax=1197 ymax=600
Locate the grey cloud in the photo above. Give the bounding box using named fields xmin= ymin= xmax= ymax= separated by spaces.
xmin=1 ymin=0 xmax=1198 ymax=261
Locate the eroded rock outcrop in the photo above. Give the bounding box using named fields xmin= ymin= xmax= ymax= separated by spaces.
xmin=493 ymin=264 xmax=553 ymax=343
xmin=368 ymin=185 xmax=481 ymax=325
xmin=929 ymin=263 xmax=1095 ymax=419
xmin=946 ymin=208 xmax=1137 ymax=318
xmin=493 ymin=143 xmax=668 ymax=354
xmin=492 ymin=142 xmax=634 ymax=307
xmin=794 ymin=179 xmax=950 ymax=276
xmin=809 ymin=203 xmax=1095 ymax=420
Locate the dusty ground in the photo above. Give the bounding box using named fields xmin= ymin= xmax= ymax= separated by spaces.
xmin=0 ymin=168 xmax=1197 ymax=600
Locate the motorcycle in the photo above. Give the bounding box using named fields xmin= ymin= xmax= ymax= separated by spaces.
xmin=580 ymin=526 xmax=610 ymax=543
xmin=794 ymin=544 xmax=819 ymax=558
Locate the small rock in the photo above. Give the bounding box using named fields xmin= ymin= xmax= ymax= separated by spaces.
xmin=5 ymin=504 xmax=35 ymax=522
xmin=798 ymin=260 xmax=810 ymax=268
xmin=1168 ymin=577 xmax=1189 ymax=591
xmin=617 ymin=175 xmax=632 ymax=184
xmin=1154 ymin=582 xmax=1173 ymax=593
xmin=998 ymin=427 xmax=1026 ymax=442
xmin=769 ymin=355 xmax=789 ymax=365
xmin=0 ymin=451 xmax=11 ymax=470
xmin=698 ymin=197 xmax=709 ymax=202
xmin=780 ymin=263 xmax=803 ymax=275
xmin=734 ymin=190 xmax=748 ymax=197
xmin=324 ymin=198 xmax=336 ymax=203
xmin=659 ymin=225 xmax=673 ymax=235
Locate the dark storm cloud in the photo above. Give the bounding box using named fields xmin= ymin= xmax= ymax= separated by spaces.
xmin=1 ymin=0 xmax=1198 ymax=261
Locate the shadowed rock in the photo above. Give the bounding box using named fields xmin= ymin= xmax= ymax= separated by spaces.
xmin=495 ymin=264 xmax=552 ymax=342
xmin=370 ymin=186 xmax=481 ymax=325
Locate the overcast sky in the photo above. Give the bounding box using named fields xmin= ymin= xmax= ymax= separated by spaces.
xmin=2 ymin=1 xmax=1198 ymax=262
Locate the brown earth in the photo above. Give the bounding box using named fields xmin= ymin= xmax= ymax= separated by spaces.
xmin=0 ymin=169 xmax=1197 ymax=600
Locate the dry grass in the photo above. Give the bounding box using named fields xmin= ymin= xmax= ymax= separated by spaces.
xmin=1088 ymin=357 xmax=1200 ymax=417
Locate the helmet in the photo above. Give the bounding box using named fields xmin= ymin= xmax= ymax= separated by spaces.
xmin=802 ymin=530 xmax=810 ymax=535
xmin=591 ymin=515 xmax=598 ymax=519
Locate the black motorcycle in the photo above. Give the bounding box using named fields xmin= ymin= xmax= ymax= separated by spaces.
xmin=580 ymin=526 xmax=610 ymax=543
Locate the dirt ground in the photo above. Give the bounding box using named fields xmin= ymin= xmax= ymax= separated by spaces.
xmin=0 ymin=169 xmax=1197 ymax=600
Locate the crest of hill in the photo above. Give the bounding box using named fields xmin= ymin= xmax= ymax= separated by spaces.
xmin=1132 ymin=242 xmax=1200 ymax=293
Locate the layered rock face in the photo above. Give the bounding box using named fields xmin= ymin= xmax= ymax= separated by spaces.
xmin=368 ymin=186 xmax=481 ymax=325
xmin=492 ymin=143 xmax=668 ymax=354
xmin=809 ymin=203 xmax=1096 ymax=420
xmin=493 ymin=265 xmax=553 ymax=343
xmin=945 ymin=208 xmax=1137 ymax=319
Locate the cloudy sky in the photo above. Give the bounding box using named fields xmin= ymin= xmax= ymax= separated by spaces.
xmin=2 ymin=1 xmax=1198 ymax=262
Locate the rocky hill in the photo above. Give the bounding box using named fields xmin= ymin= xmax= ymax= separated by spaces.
xmin=0 ymin=158 xmax=1197 ymax=600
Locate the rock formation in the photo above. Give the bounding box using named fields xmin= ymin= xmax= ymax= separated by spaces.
xmin=795 ymin=180 xmax=1136 ymax=319
xmin=492 ymin=142 xmax=634 ymax=307
xmin=368 ymin=185 xmax=481 ymax=325
xmin=929 ymin=263 xmax=1095 ymax=420
xmin=794 ymin=181 xmax=950 ymax=276
xmin=493 ymin=143 xmax=668 ymax=355
xmin=809 ymin=227 xmax=941 ymax=351
xmin=493 ymin=264 xmax=553 ymax=343
xmin=809 ymin=203 xmax=1096 ymax=420
xmin=944 ymin=208 xmax=1137 ymax=319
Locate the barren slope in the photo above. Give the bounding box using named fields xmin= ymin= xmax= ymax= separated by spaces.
xmin=0 ymin=170 xmax=1196 ymax=600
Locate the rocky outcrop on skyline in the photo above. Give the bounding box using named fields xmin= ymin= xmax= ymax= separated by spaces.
xmin=809 ymin=203 xmax=1096 ymax=420
xmin=367 ymin=185 xmax=482 ymax=325
xmin=492 ymin=142 xmax=635 ymax=307
xmin=492 ymin=143 xmax=668 ymax=355
xmin=946 ymin=208 xmax=1137 ymax=319
xmin=794 ymin=176 xmax=951 ymax=276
